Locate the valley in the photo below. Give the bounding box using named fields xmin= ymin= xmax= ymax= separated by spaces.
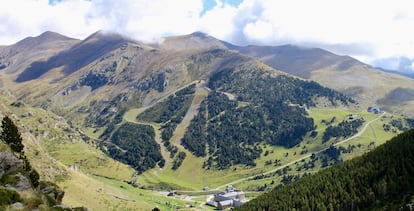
xmin=0 ymin=31 xmax=413 ymax=210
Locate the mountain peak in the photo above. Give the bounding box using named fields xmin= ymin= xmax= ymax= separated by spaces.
xmin=83 ymin=30 xmax=134 ymax=43
xmin=13 ymin=31 xmax=76 ymax=48
xmin=189 ymin=31 xmax=209 ymax=38
xmin=161 ymin=31 xmax=226 ymax=51
xmin=38 ymin=31 xmax=74 ymax=41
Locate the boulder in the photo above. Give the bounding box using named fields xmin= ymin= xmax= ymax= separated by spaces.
xmin=0 ymin=152 xmax=22 ymax=178
xmin=40 ymin=181 xmax=65 ymax=204
xmin=4 ymin=172 xmax=31 ymax=191
xmin=10 ymin=202 xmax=24 ymax=210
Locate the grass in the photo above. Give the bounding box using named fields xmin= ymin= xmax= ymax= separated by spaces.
xmin=43 ymin=141 xmax=135 ymax=181
xmin=60 ymin=170 xmax=155 ymax=210
xmin=137 ymin=107 xmax=400 ymax=194
xmin=1 ymin=87 xmax=406 ymax=210
xmin=310 ymin=64 xmax=414 ymax=117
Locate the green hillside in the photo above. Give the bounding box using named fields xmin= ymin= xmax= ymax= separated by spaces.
xmin=1 ymin=31 xmax=414 ymax=210
xmin=182 ymin=66 xmax=353 ymax=169
xmin=238 ymin=128 xmax=414 ymax=210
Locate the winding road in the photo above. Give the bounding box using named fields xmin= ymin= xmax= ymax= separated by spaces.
xmin=215 ymin=112 xmax=386 ymax=190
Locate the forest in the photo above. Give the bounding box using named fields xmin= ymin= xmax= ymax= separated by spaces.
xmin=137 ymin=84 xmax=195 ymax=162
xmin=237 ymin=128 xmax=414 ymax=210
xmin=182 ymin=67 xmax=354 ymax=169
xmin=101 ymin=123 xmax=164 ymax=174
xmin=322 ymin=118 xmax=365 ymax=142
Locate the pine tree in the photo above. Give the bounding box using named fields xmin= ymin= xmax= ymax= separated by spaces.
xmin=0 ymin=116 xmax=24 ymax=153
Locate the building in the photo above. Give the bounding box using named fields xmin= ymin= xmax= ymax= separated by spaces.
xmin=215 ymin=191 xmax=246 ymax=201
xmin=206 ymin=185 xmax=246 ymax=209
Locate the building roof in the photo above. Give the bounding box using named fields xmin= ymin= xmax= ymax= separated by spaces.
xmin=223 ymin=191 xmax=245 ymax=198
xmin=206 ymin=201 xmax=218 ymax=207
xmin=218 ymin=200 xmax=233 ymax=206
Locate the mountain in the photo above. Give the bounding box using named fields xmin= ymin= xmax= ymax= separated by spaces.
xmin=377 ymin=67 xmax=414 ymax=79
xmin=0 ymin=31 xmax=78 ymax=76
xmin=229 ymin=44 xmax=414 ymax=117
xmin=0 ymin=31 xmax=413 ymax=209
xmin=15 ymin=31 xmax=135 ymax=82
xmin=237 ymin=128 xmax=414 ymax=210
xmin=160 ymin=31 xmax=227 ymax=50
xmin=158 ymin=32 xmax=414 ymax=116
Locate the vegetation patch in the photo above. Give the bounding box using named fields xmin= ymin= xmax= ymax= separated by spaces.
xmin=182 ymin=67 xmax=354 ymax=169
xmin=322 ymin=118 xmax=365 ymax=142
xmin=137 ymin=84 xmax=195 ymax=165
xmin=0 ymin=188 xmax=22 ymax=207
xmin=238 ymin=128 xmax=414 ymax=210
xmin=101 ymin=123 xmax=164 ymax=174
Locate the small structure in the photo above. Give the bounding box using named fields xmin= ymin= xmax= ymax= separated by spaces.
xmin=367 ymin=107 xmax=381 ymax=114
xmin=225 ymin=184 xmax=235 ymax=192
xmin=206 ymin=185 xmax=246 ymax=209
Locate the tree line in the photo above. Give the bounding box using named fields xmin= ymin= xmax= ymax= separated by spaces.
xmin=237 ymin=128 xmax=414 ymax=210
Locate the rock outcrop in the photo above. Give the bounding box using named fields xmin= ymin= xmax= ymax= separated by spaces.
xmin=0 ymin=152 xmax=22 ymax=178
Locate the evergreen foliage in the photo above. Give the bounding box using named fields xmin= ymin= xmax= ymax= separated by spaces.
xmin=322 ymin=119 xmax=365 ymax=142
xmin=102 ymin=123 xmax=164 ymax=174
xmin=22 ymin=155 xmax=40 ymax=188
xmin=137 ymin=84 xmax=195 ymax=158
xmin=137 ymin=84 xmax=195 ymax=123
xmin=183 ymin=68 xmax=353 ymax=169
xmin=172 ymin=151 xmax=186 ymax=170
xmin=0 ymin=116 xmax=24 ymax=153
xmin=237 ymin=128 xmax=414 ymax=210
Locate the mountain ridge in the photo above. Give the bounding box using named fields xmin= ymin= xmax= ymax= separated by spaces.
xmin=155 ymin=32 xmax=414 ymax=117
xmin=0 ymin=31 xmax=413 ymax=209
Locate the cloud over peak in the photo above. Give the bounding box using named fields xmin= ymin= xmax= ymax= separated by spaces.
xmin=1 ymin=0 xmax=413 ymax=73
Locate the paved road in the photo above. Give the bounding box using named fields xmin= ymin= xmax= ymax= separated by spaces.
xmin=215 ymin=112 xmax=386 ymax=190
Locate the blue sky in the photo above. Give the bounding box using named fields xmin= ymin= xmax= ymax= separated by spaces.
xmin=1 ymin=0 xmax=414 ymax=73
xmin=48 ymin=0 xmax=62 ymax=5
xmin=201 ymin=0 xmax=243 ymax=15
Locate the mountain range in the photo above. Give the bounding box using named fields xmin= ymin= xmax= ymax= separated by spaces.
xmin=0 ymin=31 xmax=414 ymax=210
xmin=2 ymin=31 xmax=414 ymax=116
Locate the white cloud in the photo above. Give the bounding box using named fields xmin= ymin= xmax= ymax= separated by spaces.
xmin=0 ymin=0 xmax=413 ymax=72
xmin=0 ymin=0 xmax=97 ymax=44
xmin=198 ymin=3 xmax=238 ymax=40
xmin=373 ymin=57 xmax=414 ymax=73
xmin=88 ymin=0 xmax=203 ymax=42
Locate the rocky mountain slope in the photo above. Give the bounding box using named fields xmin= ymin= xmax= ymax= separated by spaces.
xmin=0 ymin=114 xmax=86 ymax=210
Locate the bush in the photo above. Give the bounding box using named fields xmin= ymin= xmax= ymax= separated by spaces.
xmin=0 ymin=174 xmax=19 ymax=186
xmin=0 ymin=188 xmax=22 ymax=206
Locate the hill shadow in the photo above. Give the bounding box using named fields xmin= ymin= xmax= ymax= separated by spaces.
xmin=16 ymin=34 xmax=128 ymax=83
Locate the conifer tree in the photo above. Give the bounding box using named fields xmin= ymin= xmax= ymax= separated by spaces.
xmin=0 ymin=116 xmax=24 ymax=153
